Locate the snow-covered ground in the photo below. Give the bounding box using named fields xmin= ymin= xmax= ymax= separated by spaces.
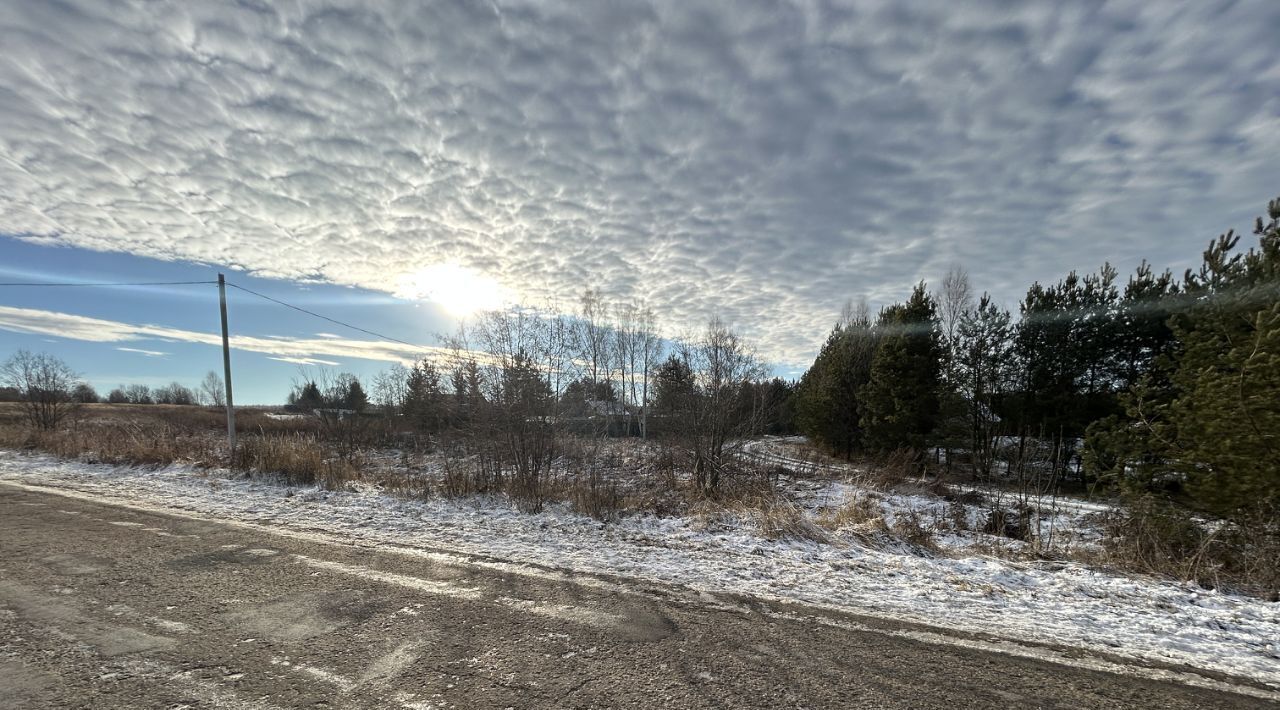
xmin=749 ymin=436 xmax=1111 ymax=555
xmin=1 ymin=449 xmax=1277 ymax=691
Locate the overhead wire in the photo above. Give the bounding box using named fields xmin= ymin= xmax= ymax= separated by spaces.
xmin=0 ymin=275 xmax=445 ymax=359
xmin=223 ymin=281 xmax=433 ymax=352
xmin=0 ymin=280 xmax=218 ymax=287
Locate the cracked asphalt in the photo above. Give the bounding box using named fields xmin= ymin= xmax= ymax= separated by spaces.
xmin=0 ymin=485 xmax=1274 ymax=709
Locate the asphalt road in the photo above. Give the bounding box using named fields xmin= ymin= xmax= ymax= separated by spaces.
xmin=0 ymin=484 xmax=1274 ymax=709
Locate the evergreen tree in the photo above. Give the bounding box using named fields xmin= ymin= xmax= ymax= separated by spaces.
xmin=794 ymin=303 xmax=877 ymax=457
xmin=860 ymin=283 xmax=943 ymax=456
xmin=1115 ymin=261 xmax=1180 ymax=392
xmin=1164 ymin=199 xmax=1280 ymax=516
xmin=449 ymin=359 xmax=484 ymax=427
xmin=1014 ymin=264 xmax=1123 ymax=442
xmin=404 ymin=360 xmax=445 ymax=432
xmin=1088 ymin=196 xmax=1280 ymax=519
xmin=652 ymin=354 xmax=695 ymax=418
xmin=498 ymin=350 xmax=553 ymax=416
xmin=953 ymin=294 xmax=1014 ymax=476
xmin=290 ymin=381 xmax=324 ymax=410
xmin=342 ymin=377 xmax=368 ymax=412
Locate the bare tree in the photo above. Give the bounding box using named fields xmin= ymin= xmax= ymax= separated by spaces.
xmin=124 ymin=383 xmax=153 ymax=405
xmin=937 ymin=266 xmax=976 ymax=472
xmin=370 ymin=363 xmax=411 ymax=416
xmin=613 ymin=302 xmax=664 ymax=438
xmin=665 ymin=319 xmax=768 ymax=494
xmin=463 ymin=305 xmax=563 ymax=511
xmin=940 ymin=265 xmax=974 ymax=351
xmin=1 ymin=350 xmax=82 ymax=430
xmin=200 ymin=371 xmax=226 ymax=407
xmin=577 ymin=289 xmax=613 ymax=392
xmin=155 ymin=382 xmax=196 ymax=405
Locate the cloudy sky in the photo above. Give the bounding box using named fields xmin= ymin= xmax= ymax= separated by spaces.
xmin=1 ymin=0 xmax=1278 ymax=402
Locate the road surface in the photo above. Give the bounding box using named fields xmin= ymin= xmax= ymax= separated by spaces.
xmin=0 ymin=484 xmax=1273 ymax=709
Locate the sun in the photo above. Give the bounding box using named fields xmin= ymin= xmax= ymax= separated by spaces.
xmin=396 ymin=263 xmax=508 ymax=317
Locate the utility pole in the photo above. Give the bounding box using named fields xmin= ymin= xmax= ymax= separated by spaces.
xmin=218 ymin=274 xmax=236 ymax=457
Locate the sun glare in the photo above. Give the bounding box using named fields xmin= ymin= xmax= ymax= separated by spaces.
xmin=396 ymin=263 xmax=507 ymax=317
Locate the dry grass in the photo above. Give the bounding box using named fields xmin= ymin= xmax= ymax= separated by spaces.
xmin=569 ymin=469 xmax=623 ymax=521
xmin=0 ymin=403 xmax=349 ymax=487
xmin=816 ymin=492 xmax=884 ymax=532
xmin=744 ymin=497 xmax=831 ymax=543
xmin=700 ymin=471 xmax=832 ymax=543
xmin=0 ymin=418 xmax=218 ymax=468
xmin=231 ymin=434 xmax=358 ymax=489
xmin=890 ymin=508 xmax=939 ymax=552
xmin=1095 ymin=495 xmax=1280 ymax=600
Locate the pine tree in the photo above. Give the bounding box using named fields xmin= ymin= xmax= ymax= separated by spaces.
xmin=1115 ymin=261 xmax=1180 ymax=392
xmin=652 ymin=355 xmax=695 ymax=417
xmin=860 ymin=283 xmax=943 ymax=457
xmin=404 ymin=360 xmax=445 ymax=432
xmin=1087 ymin=197 xmax=1280 ymax=519
xmin=342 ymin=378 xmax=368 ymax=412
xmin=290 ymin=381 xmax=323 ymax=410
xmin=794 ymin=303 xmax=877 ymax=457
xmin=1164 ymin=198 xmax=1280 ymax=517
xmin=953 ymin=294 xmax=1014 ymax=477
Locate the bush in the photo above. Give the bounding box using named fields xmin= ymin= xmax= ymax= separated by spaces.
xmin=570 ymin=469 xmax=622 ymax=521
xmin=232 ymin=434 xmax=355 ymax=489
xmin=1100 ymin=494 xmax=1280 ymax=599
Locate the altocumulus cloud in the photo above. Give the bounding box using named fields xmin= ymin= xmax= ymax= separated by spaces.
xmin=1 ymin=1 xmax=1278 ymax=366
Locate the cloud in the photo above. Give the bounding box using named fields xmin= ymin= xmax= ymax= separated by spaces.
xmin=268 ymin=356 xmax=340 ymax=367
xmin=116 ymin=347 xmax=168 ymax=357
xmin=1 ymin=1 xmax=1278 ymax=367
xmin=0 ymin=305 xmax=446 ymax=365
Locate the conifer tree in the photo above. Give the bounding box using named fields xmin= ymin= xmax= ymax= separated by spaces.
xmin=953 ymin=294 xmax=1014 ymax=476
xmin=404 ymin=360 xmax=445 ymax=432
xmin=860 ymin=283 xmax=943 ymax=456
xmin=1088 ymin=197 xmax=1280 ymax=519
xmin=1164 ymin=198 xmax=1280 ymax=516
xmin=794 ymin=301 xmax=877 ymax=457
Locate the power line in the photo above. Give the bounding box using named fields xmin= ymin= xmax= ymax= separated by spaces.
xmin=0 ymin=274 xmax=440 ymax=356
xmin=224 ymin=281 xmax=431 ymax=352
xmin=0 ymin=280 xmax=217 ymax=287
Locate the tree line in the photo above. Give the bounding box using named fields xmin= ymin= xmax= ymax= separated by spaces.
xmin=0 ymin=350 xmax=228 ymax=428
xmin=794 ymin=196 xmax=1280 ymax=524
xmin=317 ymin=292 xmax=797 ymax=507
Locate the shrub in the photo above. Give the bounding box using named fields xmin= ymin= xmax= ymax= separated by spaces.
xmin=570 ymin=469 xmax=622 ymax=521
xmin=1100 ymin=494 xmax=1280 ymax=599
xmin=232 ymin=434 xmax=355 ymax=489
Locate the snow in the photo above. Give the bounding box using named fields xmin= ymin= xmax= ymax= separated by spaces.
xmin=1 ymin=449 xmax=1277 ymax=691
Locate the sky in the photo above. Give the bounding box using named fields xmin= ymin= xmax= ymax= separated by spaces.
xmin=1 ymin=0 xmax=1279 ymax=404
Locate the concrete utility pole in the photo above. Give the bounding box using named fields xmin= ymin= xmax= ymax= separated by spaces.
xmin=218 ymin=274 xmax=236 ymax=456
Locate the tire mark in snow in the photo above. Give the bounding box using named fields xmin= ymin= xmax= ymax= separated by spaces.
xmin=293 ymin=554 xmax=624 ymax=629
xmin=292 ymin=554 xmax=484 ymax=600
xmin=767 ymin=609 xmax=1280 ymax=703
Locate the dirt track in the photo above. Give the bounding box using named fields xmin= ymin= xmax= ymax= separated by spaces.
xmin=0 ymin=484 xmax=1273 ymax=709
